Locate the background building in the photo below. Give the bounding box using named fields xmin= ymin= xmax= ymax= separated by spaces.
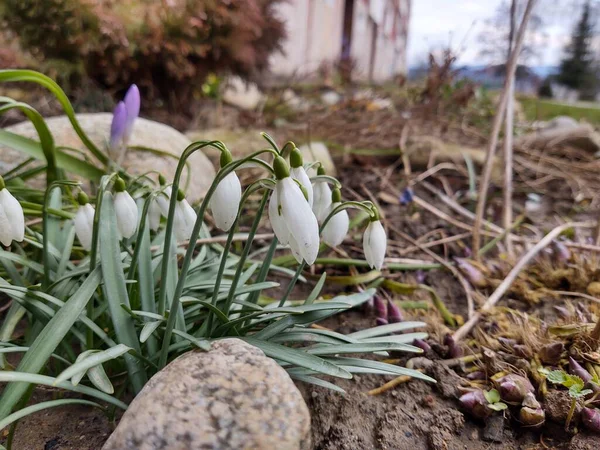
xmin=271 ymin=0 xmax=411 ymax=82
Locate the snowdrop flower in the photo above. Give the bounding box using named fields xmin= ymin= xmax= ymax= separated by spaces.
xmin=148 ymin=197 xmax=162 ymax=232
xmin=173 ymin=190 xmax=197 ymax=242
xmin=322 ymin=188 xmax=349 ymax=247
xmin=312 ymin=166 xmax=332 ymax=222
xmin=0 ymin=176 xmax=24 ymax=247
xmin=363 ymin=211 xmax=387 ymax=270
xmin=74 ymin=192 xmax=95 ymax=250
xmin=269 ymin=156 xmax=320 ymax=265
xmin=210 ymin=151 xmax=241 ymax=231
xmin=156 ymin=174 xmax=172 ymax=217
xmin=289 ymin=148 xmax=313 ymax=207
xmin=114 ymin=178 xmax=138 ymax=239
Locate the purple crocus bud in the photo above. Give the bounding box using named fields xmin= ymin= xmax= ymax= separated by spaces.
xmin=110 ymin=101 xmax=127 ymax=152
xmin=459 ymin=390 xmax=492 ymax=419
xmin=123 ymin=84 xmax=140 ymax=144
xmin=569 ymin=356 xmax=592 ymax=384
xmin=399 ymin=187 xmax=414 ymax=205
xmin=374 ymin=296 xmax=388 ymax=326
xmin=387 ymin=300 xmax=403 ymax=323
xmin=582 ymin=407 xmax=600 ymax=433
xmin=413 ymin=339 xmax=431 ymax=352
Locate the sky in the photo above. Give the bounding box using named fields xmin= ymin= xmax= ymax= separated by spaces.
xmin=407 ymin=0 xmax=582 ymax=68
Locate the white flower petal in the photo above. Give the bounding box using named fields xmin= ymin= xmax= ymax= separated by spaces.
xmin=0 ymin=188 xmax=24 ymax=243
xmin=312 ymin=181 xmax=332 ymax=223
xmin=174 ymin=199 xmax=197 ymax=242
xmin=148 ymin=199 xmax=162 ymax=232
xmin=363 ymin=220 xmax=387 ymax=270
xmin=288 ymin=234 xmax=304 ymax=264
xmin=156 ymin=186 xmax=172 ymax=217
xmin=290 ymin=167 xmax=314 ymax=207
xmin=210 ymin=172 xmax=241 ymax=231
xmin=322 ymin=202 xmax=349 ymax=247
xmin=279 ymin=177 xmax=320 ymax=265
xmin=114 ymin=191 xmax=139 ymax=239
xmin=268 ymin=189 xmax=289 ymax=245
xmin=74 ymin=203 xmax=95 ymax=250
xmin=0 ymin=202 xmax=12 ymax=247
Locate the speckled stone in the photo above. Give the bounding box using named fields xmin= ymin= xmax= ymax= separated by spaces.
xmin=102 ymin=339 xmax=311 ymax=450
xmin=1 ymin=113 xmax=215 ymax=203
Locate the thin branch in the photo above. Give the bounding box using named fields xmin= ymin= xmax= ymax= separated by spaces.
xmin=472 ymin=0 xmax=538 ymax=257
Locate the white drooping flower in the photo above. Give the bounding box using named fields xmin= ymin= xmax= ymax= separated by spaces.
xmin=363 ymin=217 xmax=387 ymax=270
xmin=210 ymin=160 xmax=241 ymax=231
xmin=148 ymin=197 xmax=162 ymax=232
xmin=173 ymin=193 xmax=197 ymax=242
xmin=114 ymin=178 xmax=138 ymax=239
xmin=74 ymin=193 xmax=95 ymax=250
xmin=322 ymin=189 xmax=349 ymax=248
xmin=289 ymin=148 xmax=313 ymax=207
xmin=312 ymin=166 xmax=332 ymax=223
xmin=269 ymin=156 xmax=320 ymax=265
xmin=0 ymin=177 xmax=24 ymax=247
xmin=156 ymin=185 xmax=172 ymax=218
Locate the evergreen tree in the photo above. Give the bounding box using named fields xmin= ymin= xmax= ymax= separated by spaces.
xmin=558 ymin=1 xmax=595 ymax=95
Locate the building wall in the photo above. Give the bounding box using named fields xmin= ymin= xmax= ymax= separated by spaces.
xmin=270 ymin=0 xmax=410 ymax=82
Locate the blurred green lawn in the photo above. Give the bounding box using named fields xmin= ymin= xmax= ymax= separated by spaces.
xmin=519 ymin=96 xmax=600 ymax=125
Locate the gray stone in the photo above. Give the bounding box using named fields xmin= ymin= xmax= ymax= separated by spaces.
xmin=2 ymin=113 xmax=216 ymax=203
xmin=222 ymin=76 xmax=265 ymax=111
xmin=545 ymin=115 xmax=579 ymax=131
xmin=102 ymin=339 xmax=311 ymax=450
xmin=297 ymin=142 xmax=336 ymax=176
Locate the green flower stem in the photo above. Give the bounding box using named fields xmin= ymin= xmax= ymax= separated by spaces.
xmin=221 ymin=191 xmax=269 ymax=320
xmin=261 ymin=132 xmax=280 ymax=153
xmin=42 ymin=181 xmax=79 ymax=289
xmin=313 ymin=258 xmax=442 ymax=270
xmin=205 ymin=180 xmax=269 ymax=334
xmin=246 ymin=239 xmax=279 ymax=305
xmin=157 ymin=145 xmax=276 ymax=369
xmin=278 ymin=262 xmax=306 ymax=307
xmin=320 ymin=201 xmax=375 ymax=230
xmin=126 ymin=195 xmax=155 ymax=287
xmin=19 ymin=202 xmax=74 ymax=220
xmin=309 ymin=175 xmax=342 ymax=189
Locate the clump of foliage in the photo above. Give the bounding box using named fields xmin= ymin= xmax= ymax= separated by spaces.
xmin=0 ymin=0 xmax=286 ymax=107
xmin=0 ymin=70 xmax=433 ymax=445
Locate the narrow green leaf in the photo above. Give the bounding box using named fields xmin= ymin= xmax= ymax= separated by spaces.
xmin=55 ymin=344 xmax=132 ymax=385
xmin=87 ymin=365 xmax=115 ymax=394
xmin=305 ymin=272 xmax=326 ymax=305
xmin=348 ymin=322 xmax=427 ymax=340
xmin=326 ymin=357 xmax=436 ymax=383
xmin=140 ymin=321 xmax=162 ymax=344
xmin=289 ymin=374 xmax=346 ymax=393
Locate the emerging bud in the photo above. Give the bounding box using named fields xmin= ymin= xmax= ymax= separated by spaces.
xmin=412 ymin=339 xmax=431 ymax=352
xmin=455 ymin=258 xmax=486 ymax=288
xmin=444 ymin=334 xmax=463 ymax=359
xmin=538 ymin=342 xmax=564 ymax=365
xmin=387 ymin=300 xmax=403 ymax=323
xmin=569 ymin=356 xmax=592 ymax=384
xmin=374 ymin=296 xmax=388 ymax=326
xmin=467 ymin=371 xmax=487 ymax=381
xmin=497 ymin=374 xmax=534 ymax=404
xmin=459 ymin=390 xmax=492 ymax=419
xmin=581 ymin=407 xmax=600 ymax=433
xmin=551 ymin=240 xmax=570 ymax=265
xmin=519 ymin=393 xmax=545 ymax=427
xmin=109 ymin=101 xmax=127 ymax=152
xmin=123 ymin=84 xmax=140 ymax=145
xmin=363 ymin=215 xmax=387 ymax=270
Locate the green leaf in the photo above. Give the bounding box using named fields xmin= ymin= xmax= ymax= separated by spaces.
xmin=0 ymin=399 xmax=102 ymax=432
xmin=0 ymin=267 xmax=102 ymax=421
xmin=484 ymin=389 xmax=501 ymax=404
xmin=305 ymin=272 xmax=327 ymax=305
xmin=325 ymin=357 xmax=436 ymax=383
xmin=242 ymin=337 xmax=352 ymax=379
xmin=55 ymin=344 xmax=132 ymax=386
xmin=0 ymin=372 xmax=127 ymax=410
xmin=289 ymin=374 xmax=346 ymax=393
xmin=140 ymin=321 xmax=163 ymax=344
xmin=307 ymin=342 xmax=422 ymax=356
xmin=488 ymin=402 xmax=508 ymax=411
xmin=87 ymin=364 xmax=115 ymax=394
xmin=348 ymin=322 xmax=427 ymax=340
xmin=99 ymin=192 xmax=147 ymax=393
xmin=171 ymin=329 xmax=211 ymax=351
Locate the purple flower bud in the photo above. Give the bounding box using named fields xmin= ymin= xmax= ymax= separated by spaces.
xmin=467 ymin=371 xmax=487 ymax=381
xmin=459 ymin=390 xmax=492 ymax=419
xmin=123 ymin=84 xmax=140 ymax=144
xmin=399 ymin=187 xmax=414 ymax=205
xmin=497 ymin=374 xmax=534 ymax=404
xmin=413 ymin=338 xmax=431 ymax=352
xmin=582 ymin=407 xmax=600 ymax=433
xmin=513 ymin=345 xmax=532 ymax=359
xmin=538 ymin=342 xmax=564 ymax=364
xmin=569 ymin=357 xmax=593 ymax=384
xmin=387 ymin=300 xmax=403 ymax=323
xmin=444 ymin=333 xmax=463 ymax=359
xmin=415 ymin=270 xmax=426 ymax=284
xmin=110 ymin=101 xmax=127 ymax=151
xmin=374 ymin=296 xmax=388 ymax=326
xmin=455 ymin=258 xmax=486 ymax=288
xmin=553 ymin=305 xmax=572 ymax=319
